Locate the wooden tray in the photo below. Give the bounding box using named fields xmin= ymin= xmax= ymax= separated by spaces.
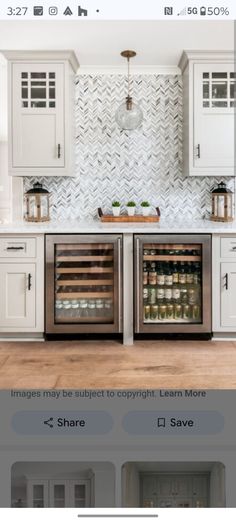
xmin=98 ymin=207 xmax=161 ymax=223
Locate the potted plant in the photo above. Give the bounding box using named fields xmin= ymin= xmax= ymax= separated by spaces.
xmin=126 ymin=201 xmax=136 ymax=217
xmin=141 ymin=201 xmax=151 ymax=216
xmin=112 ymin=201 xmax=121 ymax=217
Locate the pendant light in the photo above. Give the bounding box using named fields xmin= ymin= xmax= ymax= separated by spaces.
xmin=115 ymin=50 xmax=143 ymax=130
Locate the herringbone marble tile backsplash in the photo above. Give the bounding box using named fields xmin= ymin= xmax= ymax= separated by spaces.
xmin=24 ymin=74 xmax=235 ymax=221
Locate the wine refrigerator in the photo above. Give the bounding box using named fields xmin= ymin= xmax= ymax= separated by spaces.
xmin=134 ymin=234 xmax=212 ymax=334
xmin=45 ymin=234 xmax=122 ymax=334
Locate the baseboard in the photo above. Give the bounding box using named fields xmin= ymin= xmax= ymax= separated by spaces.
xmin=0 ymin=334 xmax=45 ymax=342
xmin=213 ymin=332 xmax=236 ymax=341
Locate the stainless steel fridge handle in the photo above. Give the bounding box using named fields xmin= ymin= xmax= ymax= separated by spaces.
xmin=136 ymin=237 xmax=140 ymax=333
xmin=117 ymin=237 xmax=122 ymax=333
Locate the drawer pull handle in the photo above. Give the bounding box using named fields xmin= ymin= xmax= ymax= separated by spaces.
xmin=196 ymin=144 xmax=201 ymax=158
xmin=57 ymin=144 xmax=61 ymax=159
xmin=231 ymin=247 xmax=236 ymax=251
xmin=28 ymin=273 xmax=32 ymax=291
xmin=6 ymin=246 xmax=24 ymax=251
xmin=224 ymin=273 xmax=228 ymax=290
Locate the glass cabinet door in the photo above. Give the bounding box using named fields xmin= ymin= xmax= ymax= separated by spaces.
xmin=142 ymin=242 xmax=202 ymax=325
xmin=32 ymin=485 xmax=45 ymax=508
xmin=51 ymin=483 xmax=66 ymax=507
xmin=55 ymin=242 xmax=115 ymax=324
xmin=135 ymin=235 xmax=212 ymax=334
xmin=21 ymin=71 xmax=56 ymax=109
xmin=28 ymin=481 xmax=49 ymax=508
xmin=202 ymin=71 xmax=235 ymax=109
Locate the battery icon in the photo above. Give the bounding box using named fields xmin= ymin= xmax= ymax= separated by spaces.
xmin=200 ymin=6 xmax=207 ymax=15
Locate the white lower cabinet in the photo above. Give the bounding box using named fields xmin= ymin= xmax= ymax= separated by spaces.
xmin=213 ymin=235 xmax=236 ymax=333
xmin=0 ymin=262 xmax=36 ymax=328
xmin=220 ymin=262 xmax=236 ymax=327
xmin=0 ymin=235 xmax=44 ymax=334
xmin=27 ymin=479 xmax=91 ymax=508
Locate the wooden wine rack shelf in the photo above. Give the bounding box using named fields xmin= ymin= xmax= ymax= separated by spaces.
xmin=143 ymin=255 xmax=201 ymax=262
xmin=56 ymin=267 xmax=114 ymax=274
xmin=56 ymin=255 xmax=113 ymax=262
xmin=144 ymin=244 xmax=201 ymax=250
xmin=57 ymin=279 xmax=113 ymax=286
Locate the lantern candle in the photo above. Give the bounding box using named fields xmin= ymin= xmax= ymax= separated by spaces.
xmin=24 ymin=182 xmax=51 ymax=222
xmin=210 ymin=182 xmax=234 ymax=223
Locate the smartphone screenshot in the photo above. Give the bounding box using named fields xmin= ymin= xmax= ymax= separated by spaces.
xmin=0 ymin=0 xmax=236 ymax=522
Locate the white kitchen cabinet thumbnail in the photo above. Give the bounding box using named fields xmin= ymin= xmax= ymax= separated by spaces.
xmin=27 ymin=478 xmax=91 ymax=508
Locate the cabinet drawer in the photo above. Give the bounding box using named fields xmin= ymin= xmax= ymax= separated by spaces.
xmin=0 ymin=237 xmax=36 ymax=258
xmin=220 ymin=237 xmax=236 ymax=258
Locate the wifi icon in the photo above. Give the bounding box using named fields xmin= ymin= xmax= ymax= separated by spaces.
xmin=178 ymin=7 xmax=187 ymax=16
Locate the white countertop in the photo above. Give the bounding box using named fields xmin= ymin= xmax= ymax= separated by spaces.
xmin=1 ymin=218 xmax=236 ymax=234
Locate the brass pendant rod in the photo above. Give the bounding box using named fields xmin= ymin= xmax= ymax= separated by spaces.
xmin=127 ymin=56 xmax=130 ymax=97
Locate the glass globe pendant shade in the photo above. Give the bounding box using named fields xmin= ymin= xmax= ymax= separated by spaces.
xmin=115 ymin=96 xmax=143 ymax=130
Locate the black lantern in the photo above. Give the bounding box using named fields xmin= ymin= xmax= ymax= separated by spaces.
xmin=211 ymin=181 xmax=234 ymax=222
xmin=24 ymin=182 xmax=50 ymax=222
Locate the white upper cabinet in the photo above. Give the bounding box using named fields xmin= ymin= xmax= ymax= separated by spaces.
xmin=4 ymin=51 xmax=79 ymax=177
xmin=179 ymin=51 xmax=235 ymax=177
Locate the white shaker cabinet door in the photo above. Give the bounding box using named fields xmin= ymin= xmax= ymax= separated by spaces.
xmin=0 ymin=262 xmax=36 ymax=328
xmin=194 ymin=63 xmax=234 ymax=171
xmin=12 ymin=63 xmax=64 ymax=168
xmin=221 ymin=262 xmax=236 ymax=327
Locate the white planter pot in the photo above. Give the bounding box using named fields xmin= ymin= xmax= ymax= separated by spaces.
xmin=127 ymin=207 xmax=135 ymax=216
xmin=112 ymin=207 xmax=121 ymax=217
xmin=142 ymin=207 xmax=150 ymax=216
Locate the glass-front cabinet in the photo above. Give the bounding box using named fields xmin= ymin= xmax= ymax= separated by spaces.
xmin=27 ymin=479 xmax=90 ymax=508
xmin=12 ymin=63 xmax=64 ymax=168
xmin=193 ymin=62 xmax=235 ymax=171
xmin=141 ymin=474 xmax=209 ymax=508
xmin=135 ymin=235 xmax=211 ymax=334
xmin=46 ymin=235 xmax=122 ymax=334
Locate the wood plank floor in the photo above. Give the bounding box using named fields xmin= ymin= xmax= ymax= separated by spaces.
xmin=0 ymin=339 xmax=236 ymax=389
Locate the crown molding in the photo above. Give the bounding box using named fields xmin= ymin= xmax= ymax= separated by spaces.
xmin=179 ymin=50 xmax=234 ymax=72
xmin=2 ymin=50 xmax=80 ymax=72
xmin=77 ymin=65 xmax=181 ymax=75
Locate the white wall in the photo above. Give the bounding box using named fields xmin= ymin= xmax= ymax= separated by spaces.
xmin=0 ymin=53 xmax=11 ymax=222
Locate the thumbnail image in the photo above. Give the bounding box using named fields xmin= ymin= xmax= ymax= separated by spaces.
xmin=122 ymin=461 xmax=226 ymax=508
xmin=11 ymin=461 xmax=115 ymax=508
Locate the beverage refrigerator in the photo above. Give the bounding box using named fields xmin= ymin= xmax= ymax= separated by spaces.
xmin=45 ymin=234 xmax=122 ymax=334
xmin=134 ymin=234 xmax=212 ymax=334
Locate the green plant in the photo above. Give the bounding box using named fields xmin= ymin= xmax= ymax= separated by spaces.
xmin=141 ymin=201 xmax=150 ymax=207
xmin=112 ymin=201 xmax=121 ymax=207
xmin=126 ymin=201 xmax=136 ymax=207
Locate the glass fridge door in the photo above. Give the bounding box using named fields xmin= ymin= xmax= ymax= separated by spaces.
xmin=142 ymin=242 xmax=202 ymax=325
xmin=55 ymin=242 xmax=115 ymax=324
